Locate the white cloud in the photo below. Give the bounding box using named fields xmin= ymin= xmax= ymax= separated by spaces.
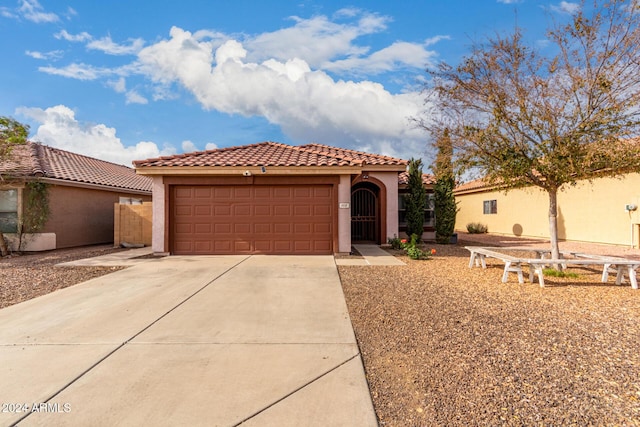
xmin=205 ymin=142 xmax=218 ymax=151
xmin=19 ymin=0 xmax=58 ymax=23
xmin=16 ymin=105 xmax=175 ymax=166
xmin=25 ymin=49 xmax=63 ymax=60
xmin=324 ymin=40 xmax=442 ymax=75
xmin=87 ymin=36 xmax=145 ymax=55
xmin=497 ymin=0 xmax=522 ymax=3
xmin=38 ymin=63 xmax=104 ymax=80
xmin=137 ymin=28 xmax=425 ymax=158
xmin=54 ymin=29 xmax=92 ymax=42
xmin=37 ymin=10 xmax=434 ymax=158
xmin=551 ymin=1 xmax=581 ymax=14
xmin=245 ymin=11 xmax=387 ymax=68
xmin=0 ymin=7 xmax=17 ymax=19
xmin=125 ymin=90 xmax=148 ymax=105
xmin=106 ymin=77 xmax=148 ymax=104
xmin=181 ymin=140 xmax=198 ymax=152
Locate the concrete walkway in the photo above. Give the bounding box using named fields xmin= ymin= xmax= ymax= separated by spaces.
xmin=0 ymin=255 xmax=377 ymax=426
xmin=335 ymin=244 xmax=405 ymax=266
xmin=56 ymin=246 xmax=154 ymax=267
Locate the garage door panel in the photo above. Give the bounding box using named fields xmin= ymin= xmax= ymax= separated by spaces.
xmin=254 ymin=223 xmax=271 ymax=233
xmin=233 ymin=205 xmax=251 ymax=216
xmin=175 ymin=223 xmax=193 ymax=234
xmin=294 ymin=223 xmax=311 ymax=233
xmin=233 ymin=187 xmax=252 ymax=199
xmin=194 ymin=188 xmax=212 ymax=198
xmin=214 ymin=223 xmax=231 ymax=233
xmin=234 ymin=240 xmax=251 ymax=252
xmin=214 ymin=188 xmax=232 ymax=199
xmin=214 ymin=240 xmax=232 ymax=252
xmin=254 ymin=240 xmax=272 ymax=252
xmin=194 ymin=205 xmax=211 ymax=216
xmin=294 ymin=205 xmax=311 ymax=216
xmin=234 ymin=223 xmax=251 ymax=234
xmin=175 ymin=205 xmax=192 ymax=216
xmin=313 ymin=205 xmax=331 ymax=216
xmin=254 ymin=187 xmax=271 ymax=198
xmin=314 ymin=222 xmax=331 ymax=232
xmin=194 ymin=241 xmax=213 ymax=252
xmin=273 ymin=205 xmax=291 ymax=216
xmin=273 ymin=187 xmax=292 ymax=198
xmin=194 ymin=223 xmax=211 ymax=234
xmin=174 ymin=187 xmax=193 ymax=198
xmin=214 ymin=205 xmax=231 ymax=216
xmin=254 ymin=205 xmax=271 ymax=216
xmin=171 ymin=184 xmax=333 ymax=255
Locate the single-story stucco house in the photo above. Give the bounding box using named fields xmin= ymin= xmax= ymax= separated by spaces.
xmin=454 ymin=173 xmax=640 ymax=247
xmin=135 ymin=142 xmax=433 ymax=255
xmin=0 ymin=142 xmax=152 ymax=251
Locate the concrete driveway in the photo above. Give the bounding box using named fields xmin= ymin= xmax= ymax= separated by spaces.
xmin=0 ymin=255 xmax=377 ymax=426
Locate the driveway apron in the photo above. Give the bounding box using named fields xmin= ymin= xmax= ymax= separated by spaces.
xmin=0 ymin=255 xmax=376 ymax=427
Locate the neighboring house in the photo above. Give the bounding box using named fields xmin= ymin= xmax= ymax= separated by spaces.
xmin=0 ymin=142 xmax=152 ymax=251
xmin=454 ymin=174 xmax=640 ymax=247
xmin=135 ymin=142 xmax=415 ymax=255
xmin=398 ymin=171 xmax=436 ymax=240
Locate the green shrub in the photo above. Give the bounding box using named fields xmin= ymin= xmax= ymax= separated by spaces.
xmin=542 ymin=268 xmax=579 ymax=278
xmin=387 ymin=235 xmax=403 ymax=250
xmin=466 ymin=222 xmax=488 ymax=234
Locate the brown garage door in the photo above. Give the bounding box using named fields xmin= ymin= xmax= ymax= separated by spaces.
xmin=171 ymin=185 xmax=333 ymax=255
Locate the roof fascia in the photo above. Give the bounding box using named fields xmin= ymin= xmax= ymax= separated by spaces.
xmin=135 ymin=166 xmax=404 ymax=176
xmin=36 ymin=177 xmax=151 ymax=195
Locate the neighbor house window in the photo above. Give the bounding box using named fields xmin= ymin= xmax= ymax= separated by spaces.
xmin=483 ymin=199 xmax=497 ymax=214
xmin=0 ymin=189 xmax=18 ymax=233
xmin=398 ymin=192 xmax=435 ymax=228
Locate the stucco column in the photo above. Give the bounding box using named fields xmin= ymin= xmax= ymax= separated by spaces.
xmin=151 ymin=176 xmax=166 ymax=253
xmin=338 ymin=174 xmax=352 ymax=253
xmin=370 ymin=172 xmax=400 ymax=241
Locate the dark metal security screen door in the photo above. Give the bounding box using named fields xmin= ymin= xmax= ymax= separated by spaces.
xmin=351 ymin=187 xmax=377 ymax=242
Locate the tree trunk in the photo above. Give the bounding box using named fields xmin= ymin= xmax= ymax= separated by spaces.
xmin=548 ymin=189 xmax=562 ymax=269
xmin=0 ymin=231 xmax=8 ymax=257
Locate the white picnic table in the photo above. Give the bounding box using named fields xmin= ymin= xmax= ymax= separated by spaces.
xmin=465 ymin=246 xmax=640 ymax=289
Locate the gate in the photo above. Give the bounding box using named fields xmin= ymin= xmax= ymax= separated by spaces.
xmin=351 ymin=187 xmax=378 ymax=242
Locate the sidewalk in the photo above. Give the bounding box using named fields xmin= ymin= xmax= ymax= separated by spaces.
xmin=335 ymin=244 xmax=405 ymax=266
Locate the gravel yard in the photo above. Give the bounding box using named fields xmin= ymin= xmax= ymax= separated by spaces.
xmin=0 ymin=245 xmax=125 ymax=309
xmin=339 ymin=238 xmax=640 ymax=426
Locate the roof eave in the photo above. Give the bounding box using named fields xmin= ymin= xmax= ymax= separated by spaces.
xmin=135 ymin=165 xmax=406 ymax=176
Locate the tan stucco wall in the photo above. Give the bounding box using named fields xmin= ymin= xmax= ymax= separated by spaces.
xmin=40 ymin=185 xmax=151 ymax=249
xmin=370 ymin=171 xmax=400 ymax=242
xmin=456 ymin=173 xmax=640 ymax=247
xmin=151 ymin=176 xmax=166 ymax=253
xmin=338 ymin=175 xmax=352 ymax=253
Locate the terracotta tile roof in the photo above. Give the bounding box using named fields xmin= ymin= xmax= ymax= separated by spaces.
xmin=0 ymin=142 xmax=152 ymax=193
xmin=133 ymin=141 xmax=408 ymax=168
xmin=298 ymin=143 xmax=409 ymax=166
xmin=454 ymin=178 xmax=494 ymax=194
xmin=398 ymin=171 xmax=436 ymax=186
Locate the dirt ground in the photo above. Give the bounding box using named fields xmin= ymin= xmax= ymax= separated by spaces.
xmin=0 ymin=244 xmax=125 ymax=309
xmin=339 ymin=234 xmax=640 ymax=426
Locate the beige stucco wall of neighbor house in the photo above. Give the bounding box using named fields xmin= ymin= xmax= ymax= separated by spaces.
xmin=456 ymin=173 xmax=640 ymax=247
xmin=338 ymin=174 xmax=352 ymax=253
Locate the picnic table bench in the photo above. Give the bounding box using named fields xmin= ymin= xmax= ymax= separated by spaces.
xmin=465 ymin=246 xmax=640 ymax=289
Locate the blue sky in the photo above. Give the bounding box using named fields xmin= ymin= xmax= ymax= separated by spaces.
xmin=0 ymin=0 xmax=580 ymax=166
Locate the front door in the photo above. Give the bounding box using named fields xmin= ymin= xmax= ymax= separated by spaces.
xmin=351 ymin=186 xmax=378 ymax=243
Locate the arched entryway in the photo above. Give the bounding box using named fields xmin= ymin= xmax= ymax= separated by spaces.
xmin=351 ymin=182 xmax=380 ymax=243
